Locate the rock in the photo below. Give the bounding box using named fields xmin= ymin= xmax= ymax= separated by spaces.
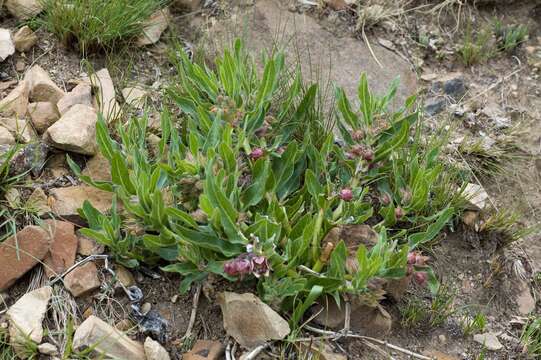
xmin=464 ymin=183 xmax=489 ymax=210
xmin=42 ymin=220 xmax=78 ymax=278
xmin=141 ymin=302 xmax=152 ymax=315
xmin=425 ymin=97 xmax=446 ymax=116
xmin=0 ymin=117 xmax=36 ymax=143
xmin=5 ymin=0 xmax=43 ymax=19
xmin=57 ymin=83 xmax=92 ymax=115
xmin=203 ymin=0 xmax=416 ymax=108
xmin=462 ymin=210 xmax=479 ymax=228
xmin=48 ymin=185 xmax=113 ymax=223
xmin=73 ymin=315 xmax=146 ymax=360
xmin=44 ymin=104 xmax=97 ymax=155
xmin=24 ymin=65 xmax=65 ymax=103
xmin=122 ymin=86 xmax=148 ymax=109
xmin=432 ymin=72 xmax=466 ymax=101
xmin=136 ymin=8 xmax=170 ymax=47
xmin=313 ymin=298 xmax=392 ymax=337
xmin=0 ymin=29 xmax=15 ymax=62
xmin=325 ymin=0 xmax=348 ymax=11
xmin=115 ymin=319 xmax=134 ymax=332
xmin=7 ymin=287 xmax=52 ymax=357
xmin=144 ymin=337 xmax=171 ymax=360
xmin=0 ymin=81 xmax=29 ymax=117
xmin=183 ymin=340 xmax=224 ymax=360
xmin=64 ymin=261 xmax=101 ymax=297
xmin=26 ymin=187 xmax=50 ymax=215
xmin=27 ymin=102 xmax=60 ymax=133
xmin=81 ymin=152 xmax=111 ymax=181
xmin=480 ymin=102 xmax=511 ymax=130
xmin=77 ymin=232 xmax=105 ymax=256
xmin=516 ymin=279 xmax=536 ymax=315
xmin=218 ymin=292 xmax=290 ymax=348
xmin=0 ymin=126 xmax=15 ymax=144
xmin=6 ymin=142 xmax=48 ymax=177
xmin=0 ymin=226 xmax=50 ymax=291
xmin=15 ymin=59 xmax=25 ymax=72
xmin=115 ymin=265 xmax=135 ymax=288
xmin=89 ymin=68 xmax=120 ymax=122
xmin=422 ymin=350 xmax=459 ymax=360
xmin=13 ymin=26 xmax=38 ymax=52
xmin=38 ymin=343 xmax=59 ymax=356
xmin=473 ymin=332 xmax=503 ymax=351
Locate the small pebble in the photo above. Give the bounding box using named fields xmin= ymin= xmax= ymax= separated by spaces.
xmin=141 ymin=302 xmax=151 ymax=315
xmin=171 ymin=294 xmax=179 ymax=303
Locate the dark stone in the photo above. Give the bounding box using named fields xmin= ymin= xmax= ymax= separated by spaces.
xmin=9 ymin=143 xmax=49 ymax=177
xmin=425 ymin=97 xmax=446 ymax=116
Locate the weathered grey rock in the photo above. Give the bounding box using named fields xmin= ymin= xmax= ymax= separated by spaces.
xmin=218 ymin=292 xmax=290 ymax=348
xmin=201 ymin=0 xmax=416 ymax=107
xmin=0 ymin=126 xmax=15 ymax=144
xmin=5 ymin=0 xmax=43 ymax=19
xmin=144 ymin=337 xmax=171 ymax=360
xmin=7 ymin=142 xmax=49 ymax=177
xmin=7 ymin=286 xmax=52 ymax=357
xmin=0 ymin=29 xmax=15 ymax=62
xmin=136 ymin=8 xmax=170 ymax=46
xmin=44 ymin=104 xmax=97 ymax=155
xmin=57 ymin=83 xmax=92 ymax=115
xmin=27 ymin=101 xmax=60 ymax=133
xmin=122 ymin=86 xmax=148 ymax=109
xmin=0 ymin=226 xmax=50 ymax=291
xmin=432 ymin=72 xmax=466 ymax=101
xmin=473 ymin=332 xmax=503 ymax=351
xmin=89 ymin=68 xmax=120 ymax=122
xmin=48 ymin=185 xmax=113 ymax=223
xmin=13 ymin=26 xmax=38 ymax=52
xmin=0 ymin=81 xmax=29 ymax=117
xmin=425 ymin=97 xmax=446 ymax=116
xmin=73 ymin=315 xmax=146 ymax=360
xmin=38 ymin=343 xmax=59 ymax=356
xmin=64 ymin=261 xmax=100 ymax=297
xmin=24 ymin=65 xmax=65 ymax=103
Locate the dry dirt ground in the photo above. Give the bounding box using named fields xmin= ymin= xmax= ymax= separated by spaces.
xmin=1 ymin=0 xmax=541 ymax=359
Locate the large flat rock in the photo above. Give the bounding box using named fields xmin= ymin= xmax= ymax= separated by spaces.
xmin=200 ymin=0 xmax=416 ymax=107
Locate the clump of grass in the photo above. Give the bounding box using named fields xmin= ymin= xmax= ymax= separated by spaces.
xmin=429 ymin=284 xmax=456 ymax=327
xmin=461 ymin=310 xmax=487 ymax=336
xmin=399 ymin=297 xmax=427 ymax=327
xmin=521 ymin=317 xmax=541 ymax=357
xmin=40 ymin=0 xmax=166 ymax=54
xmin=459 ymin=23 xmax=495 ymax=66
xmin=494 ymin=20 xmax=528 ymax=53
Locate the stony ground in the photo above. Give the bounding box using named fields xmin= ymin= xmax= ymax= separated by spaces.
xmin=0 ymin=0 xmax=540 ymax=359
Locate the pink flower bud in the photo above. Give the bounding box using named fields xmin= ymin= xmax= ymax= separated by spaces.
xmin=407 ymin=252 xmax=417 ymax=265
xmin=395 ymin=206 xmax=405 ymax=219
xmin=339 ymin=188 xmax=353 ymax=201
xmin=381 ymin=193 xmax=391 ymax=206
xmin=414 ymin=271 xmax=428 ymax=287
xmin=250 ymin=148 xmax=264 ymax=160
xmin=352 ymin=129 xmax=364 ymax=141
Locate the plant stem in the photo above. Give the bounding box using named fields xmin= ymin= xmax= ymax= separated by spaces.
xmin=311 ymin=208 xmax=325 ymax=268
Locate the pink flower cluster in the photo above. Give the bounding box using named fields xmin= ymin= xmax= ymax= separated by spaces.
xmin=407 ymin=251 xmax=429 ymax=287
xmin=223 ymin=253 xmax=270 ymax=279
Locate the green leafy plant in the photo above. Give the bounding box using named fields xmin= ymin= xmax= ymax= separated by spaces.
xmin=399 ymin=297 xmax=428 ymax=328
xmin=429 ymin=284 xmax=456 ymax=327
xmin=521 ymin=317 xmax=541 ymax=357
xmin=73 ymin=40 xmax=462 ymax=326
xmin=494 ymin=20 xmax=528 ymax=53
xmin=40 ymin=0 xmax=166 ymax=54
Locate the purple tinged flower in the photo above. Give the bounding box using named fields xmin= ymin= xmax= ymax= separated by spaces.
xmin=339 ymin=188 xmax=354 ymax=201
xmin=223 ymin=253 xmax=270 ymax=279
xmin=250 ymin=148 xmax=264 ymax=160
xmin=414 ymin=271 xmax=428 ymax=287
xmin=395 ymin=206 xmax=405 ymax=219
xmin=407 ymin=252 xmax=417 ymax=265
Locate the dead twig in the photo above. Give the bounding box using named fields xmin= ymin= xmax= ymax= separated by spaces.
xmin=182 ymin=284 xmax=202 ymax=340
xmin=49 ymin=254 xmax=110 ymax=285
xmin=243 ymin=343 xmax=270 ymax=360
